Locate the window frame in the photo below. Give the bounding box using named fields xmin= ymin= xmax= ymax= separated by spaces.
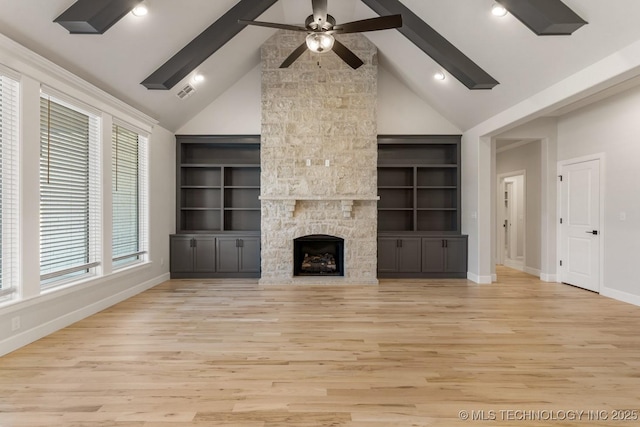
xmin=111 ymin=121 xmax=149 ymax=270
xmin=0 ymin=66 xmax=20 ymax=300
xmin=39 ymin=91 xmax=102 ymax=289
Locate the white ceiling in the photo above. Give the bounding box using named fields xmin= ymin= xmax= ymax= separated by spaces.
xmin=2 ymin=0 xmax=640 ymax=132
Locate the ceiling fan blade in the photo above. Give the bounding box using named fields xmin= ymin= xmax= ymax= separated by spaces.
xmin=239 ymin=19 xmax=307 ymax=32
xmin=332 ymin=38 xmax=364 ymax=69
xmin=312 ymin=0 xmax=328 ymax=27
xmin=279 ymin=42 xmax=309 ymax=68
xmin=332 ymin=14 xmax=403 ymax=34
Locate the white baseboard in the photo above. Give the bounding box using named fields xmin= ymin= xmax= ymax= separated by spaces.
xmin=540 ymin=273 xmax=558 ymax=282
xmin=467 ymin=272 xmax=493 ymax=284
xmin=504 ymin=259 xmax=525 ymax=271
xmin=0 ymin=273 xmax=169 ymax=357
xmin=601 ymin=286 xmax=640 ymax=307
xmin=524 ymin=266 xmax=541 ymax=277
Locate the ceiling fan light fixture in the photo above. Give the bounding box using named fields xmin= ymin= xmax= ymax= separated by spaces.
xmin=491 ymin=3 xmax=508 ymax=17
xmin=306 ymin=33 xmax=335 ymax=53
xmin=131 ymin=4 xmax=148 ymax=17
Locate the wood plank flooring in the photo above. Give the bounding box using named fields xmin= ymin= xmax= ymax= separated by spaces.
xmin=1 ymin=267 xmax=640 ymax=426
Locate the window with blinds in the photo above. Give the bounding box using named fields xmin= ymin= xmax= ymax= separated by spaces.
xmin=40 ymin=94 xmax=101 ymax=287
xmin=0 ymin=70 xmax=19 ymax=299
xmin=112 ymin=124 xmax=147 ymax=268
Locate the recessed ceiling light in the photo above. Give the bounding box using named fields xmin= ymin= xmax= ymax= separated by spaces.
xmin=491 ymin=3 xmax=508 ymax=17
xmin=192 ymin=74 xmax=205 ymax=83
xmin=131 ymin=4 xmax=148 ymax=17
xmin=434 ymin=71 xmax=446 ymax=81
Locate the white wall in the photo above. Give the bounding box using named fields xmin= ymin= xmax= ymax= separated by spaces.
xmin=0 ymin=34 xmax=175 ymax=356
xmin=377 ymin=67 xmax=461 ymax=134
xmin=496 ymin=141 xmax=542 ymax=274
xmin=178 ymin=64 xmax=461 ymax=135
xmin=178 ymin=65 xmax=262 ymax=135
xmin=463 ymin=39 xmax=640 ymax=286
xmin=557 ymin=83 xmax=640 ymax=304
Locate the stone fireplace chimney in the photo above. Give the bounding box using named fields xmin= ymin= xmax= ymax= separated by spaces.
xmin=259 ymin=31 xmax=379 ymax=285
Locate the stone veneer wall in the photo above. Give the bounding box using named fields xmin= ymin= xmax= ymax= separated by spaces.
xmin=260 ymin=31 xmax=378 ymax=284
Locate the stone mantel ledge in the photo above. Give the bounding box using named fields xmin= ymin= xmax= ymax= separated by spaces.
xmin=259 ymin=195 xmax=380 ymax=218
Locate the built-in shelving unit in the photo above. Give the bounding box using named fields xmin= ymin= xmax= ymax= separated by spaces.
xmin=177 ymin=136 xmax=261 ymax=233
xmin=172 ymin=135 xmax=261 ymax=279
xmin=377 ymin=136 xmax=461 ymax=234
xmin=377 ymin=135 xmax=467 ymax=278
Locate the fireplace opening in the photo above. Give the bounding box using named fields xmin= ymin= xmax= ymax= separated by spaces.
xmin=293 ymin=235 xmax=344 ymax=276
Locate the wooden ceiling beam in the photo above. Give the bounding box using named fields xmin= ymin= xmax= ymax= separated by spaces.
xmin=141 ymin=0 xmax=278 ymax=90
xmin=496 ymin=0 xmax=587 ymax=35
xmin=360 ymin=0 xmax=499 ymax=90
xmin=54 ymin=0 xmax=143 ymax=34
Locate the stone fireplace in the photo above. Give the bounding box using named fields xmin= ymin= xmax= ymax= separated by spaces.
xmin=259 ymin=30 xmax=379 ymax=285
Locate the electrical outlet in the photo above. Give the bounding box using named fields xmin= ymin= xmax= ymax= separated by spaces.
xmin=11 ymin=316 xmax=20 ymax=332
xmin=160 ymin=257 xmax=164 ymax=267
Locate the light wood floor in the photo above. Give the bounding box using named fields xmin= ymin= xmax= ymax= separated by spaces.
xmin=2 ymin=267 xmax=640 ymax=426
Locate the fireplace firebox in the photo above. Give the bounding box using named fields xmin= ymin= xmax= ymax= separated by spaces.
xmin=293 ymin=235 xmax=344 ymax=276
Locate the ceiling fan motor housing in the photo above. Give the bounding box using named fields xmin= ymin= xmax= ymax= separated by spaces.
xmin=306 ymin=14 xmax=336 ymax=31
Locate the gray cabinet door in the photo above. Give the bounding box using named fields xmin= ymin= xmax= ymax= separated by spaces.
xmin=170 ymin=236 xmax=194 ymax=272
xmin=444 ymin=237 xmax=467 ymax=273
xmin=397 ymin=238 xmax=422 ymax=272
xmin=421 ymin=238 xmax=446 ymax=272
xmin=378 ymin=238 xmax=399 ymax=272
xmin=239 ymin=238 xmax=261 ymax=273
xmin=216 ymin=238 xmax=240 ymax=273
xmin=193 ymin=236 xmax=216 ymax=273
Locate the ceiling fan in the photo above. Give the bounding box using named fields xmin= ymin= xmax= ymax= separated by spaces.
xmin=239 ymin=0 xmax=402 ymax=69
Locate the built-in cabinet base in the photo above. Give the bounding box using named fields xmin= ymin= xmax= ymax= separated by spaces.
xmin=377 ymin=234 xmax=468 ymax=278
xmin=170 ymin=234 xmax=260 ymax=279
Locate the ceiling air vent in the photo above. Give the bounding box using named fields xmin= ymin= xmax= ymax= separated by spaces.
xmin=176 ymin=83 xmax=196 ymax=99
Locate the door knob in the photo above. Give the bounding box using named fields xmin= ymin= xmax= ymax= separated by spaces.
xmin=585 ymin=230 xmax=598 ymax=235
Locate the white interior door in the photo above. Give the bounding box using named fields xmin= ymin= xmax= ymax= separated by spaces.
xmin=560 ymin=159 xmax=601 ymax=292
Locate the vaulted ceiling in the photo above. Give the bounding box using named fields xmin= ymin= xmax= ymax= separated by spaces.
xmin=2 ymin=0 xmax=640 ymax=132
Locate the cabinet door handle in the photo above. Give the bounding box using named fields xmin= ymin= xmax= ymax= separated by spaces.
xmin=398 ymin=239 xmax=402 ymax=248
xmin=192 ymin=238 xmax=197 ymax=248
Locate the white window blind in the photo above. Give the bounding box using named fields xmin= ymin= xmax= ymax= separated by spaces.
xmin=112 ymin=124 xmax=147 ymax=268
xmin=40 ymin=94 xmax=101 ymax=287
xmin=0 ymin=70 xmax=19 ymax=298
